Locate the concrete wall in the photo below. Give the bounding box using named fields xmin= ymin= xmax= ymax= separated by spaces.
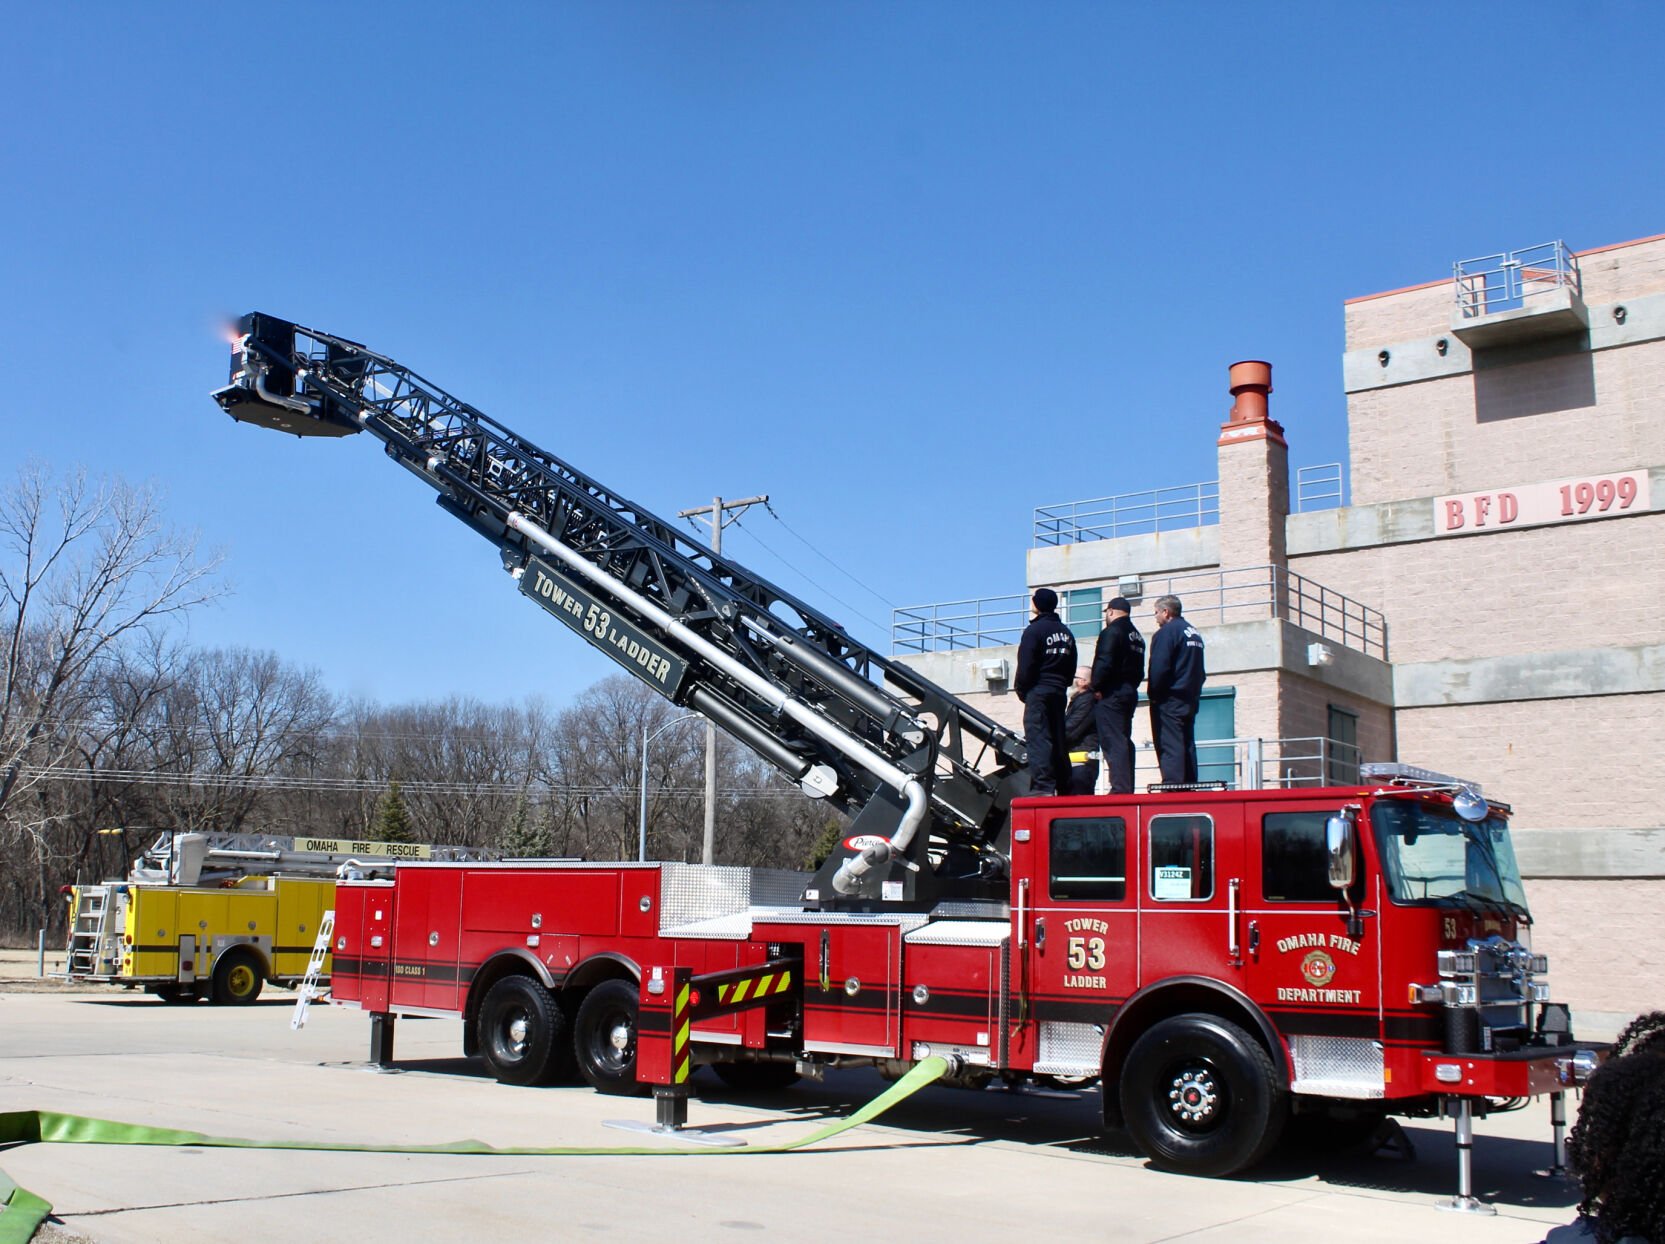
xmin=1290 ymin=506 xmax=1665 ymax=666
xmin=1341 ymin=236 xmax=1665 ymax=507
xmin=1345 ymin=339 xmax=1665 ymax=506
xmin=1028 ymin=525 xmax=1217 ymax=590
xmin=1394 ymin=695 xmax=1665 ymax=832
xmin=1520 ymin=880 xmax=1665 ymax=1035
xmin=1341 ymin=234 xmax=1665 ymax=350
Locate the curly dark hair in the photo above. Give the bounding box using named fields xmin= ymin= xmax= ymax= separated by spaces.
xmin=1565 ymin=1011 xmax=1665 ymax=1244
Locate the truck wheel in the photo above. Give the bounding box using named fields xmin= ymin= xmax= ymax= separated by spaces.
xmin=711 ymin=1061 xmax=801 ymax=1092
xmin=478 ymin=976 xmax=564 ymax=1086
xmin=1120 ymin=1014 xmax=1286 ymax=1177
xmin=574 ymin=979 xmax=648 ymax=1096
xmin=211 ymin=950 xmax=265 ymax=1005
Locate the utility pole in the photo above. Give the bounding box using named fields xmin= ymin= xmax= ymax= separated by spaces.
xmin=676 ymin=494 xmax=768 ymax=865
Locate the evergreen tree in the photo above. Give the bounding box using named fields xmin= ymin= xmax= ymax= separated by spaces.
xmin=370 ymin=780 xmax=416 ymax=844
xmin=499 ymin=790 xmax=553 ymax=858
xmin=803 ymin=818 xmax=846 ymax=870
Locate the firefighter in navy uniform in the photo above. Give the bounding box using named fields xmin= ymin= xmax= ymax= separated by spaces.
xmin=1089 ymin=595 xmax=1145 ymax=793
xmin=1015 ymin=588 xmax=1077 ymax=795
xmin=1147 ymin=594 xmax=1206 ymax=784
xmin=1064 ymin=666 xmax=1100 ymax=795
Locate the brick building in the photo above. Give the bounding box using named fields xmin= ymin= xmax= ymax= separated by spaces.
xmin=895 ymin=234 xmax=1665 ymax=1033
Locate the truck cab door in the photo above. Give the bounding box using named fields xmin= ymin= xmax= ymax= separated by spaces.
xmin=1010 ymin=806 xmax=1139 ymax=1077
xmin=1136 ymin=802 xmax=1246 ymax=989
xmin=1245 ymin=801 xmax=1384 ymax=1095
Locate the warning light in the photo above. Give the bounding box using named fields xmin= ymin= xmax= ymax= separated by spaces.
xmin=688 ymin=989 xmax=702 ymax=1009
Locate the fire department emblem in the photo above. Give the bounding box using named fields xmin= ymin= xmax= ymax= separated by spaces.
xmin=1300 ymin=950 xmax=1337 ymax=987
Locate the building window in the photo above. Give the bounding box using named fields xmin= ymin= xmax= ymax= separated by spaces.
xmin=1326 ymin=706 xmax=1360 ymax=785
xmin=1261 ymin=811 xmax=1339 ymax=902
xmin=1149 ymin=814 xmax=1213 ymax=900
xmin=1196 ymin=687 xmax=1236 ymax=785
xmin=1050 ymin=816 xmax=1126 ymax=901
xmin=1062 ymin=587 xmax=1102 ymax=642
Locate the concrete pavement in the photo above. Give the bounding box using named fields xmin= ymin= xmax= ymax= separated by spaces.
xmin=0 ymin=982 xmax=1580 ymax=1244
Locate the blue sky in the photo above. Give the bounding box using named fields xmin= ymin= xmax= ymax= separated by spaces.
xmin=4 ymin=2 xmax=1659 ymax=709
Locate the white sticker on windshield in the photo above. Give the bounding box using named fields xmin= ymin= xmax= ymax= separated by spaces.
xmin=1153 ymin=865 xmax=1193 ymax=899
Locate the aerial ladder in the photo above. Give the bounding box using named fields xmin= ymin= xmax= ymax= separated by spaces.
xmin=213 ymin=314 xmax=1030 ymax=909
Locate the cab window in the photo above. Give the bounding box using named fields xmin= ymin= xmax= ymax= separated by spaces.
xmin=1262 ymin=811 xmax=1337 ymax=902
xmin=1050 ymin=817 xmax=1126 ymax=901
xmin=1149 ymin=814 xmax=1213 ymax=900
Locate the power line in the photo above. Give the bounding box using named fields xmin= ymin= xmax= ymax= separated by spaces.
xmin=22 ymin=765 xmax=807 ymax=800
xmin=727 ymin=512 xmax=892 ymax=639
xmin=760 ymin=500 xmax=896 ymax=611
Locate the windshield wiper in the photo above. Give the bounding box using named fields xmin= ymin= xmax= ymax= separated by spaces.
xmin=1445 ymin=890 xmax=1496 ymax=921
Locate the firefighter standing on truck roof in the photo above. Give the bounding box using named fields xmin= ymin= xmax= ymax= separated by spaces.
xmin=1090 ymin=595 xmax=1145 ymax=794
xmin=1064 ymin=665 xmax=1100 ymax=795
xmin=1015 ymin=587 xmax=1076 ymax=795
xmin=1147 ymin=594 xmax=1206 ymax=784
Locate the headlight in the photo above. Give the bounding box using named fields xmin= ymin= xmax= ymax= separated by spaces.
xmin=1438 ymin=950 xmax=1477 ymax=976
xmin=1441 ymin=982 xmax=1478 ymax=1007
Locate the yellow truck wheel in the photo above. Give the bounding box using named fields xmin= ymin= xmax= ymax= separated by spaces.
xmin=211 ymin=950 xmax=265 ymax=1005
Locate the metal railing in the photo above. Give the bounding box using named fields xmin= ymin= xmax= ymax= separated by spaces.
xmin=1103 ymin=735 xmax=1364 ymax=792
xmin=1295 ymin=463 xmax=1344 ymax=512
xmin=1037 ymin=464 xmax=1346 ymax=546
xmin=1454 ymin=240 xmax=1580 ymax=320
xmin=892 ymin=594 xmax=1031 ymax=653
xmin=1034 ymin=481 xmax=1219 ymax=545
xmin=1281 ymin=568 xmax=1386 ymax=658
xmin=892 ymin=564 xmax=1387 ymax=659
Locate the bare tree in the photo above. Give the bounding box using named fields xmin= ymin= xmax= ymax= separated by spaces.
xmin=145 ymin=647 xmax=337 ymax=833
xmin=0 ymin=463 xmax=223 ymax=926
xmin=550 ymin=675 xmax=836 ymax=867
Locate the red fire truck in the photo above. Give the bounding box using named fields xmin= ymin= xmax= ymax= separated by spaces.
xmin=214 ymin=316 xmax=1601 ymax=1202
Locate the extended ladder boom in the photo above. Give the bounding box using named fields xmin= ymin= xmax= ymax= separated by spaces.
xmin=212 ymin=314 xmax=1028 ymax=907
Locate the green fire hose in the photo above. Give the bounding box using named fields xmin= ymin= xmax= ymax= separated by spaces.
xmin=0 ymin=1056 xmax=949 ymax=1243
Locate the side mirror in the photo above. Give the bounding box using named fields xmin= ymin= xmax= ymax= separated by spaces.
xmin=1326 ymin=814 xmax=1356 ymax=890
xmin=1453 ymin=786 xmax=1489 ymax=822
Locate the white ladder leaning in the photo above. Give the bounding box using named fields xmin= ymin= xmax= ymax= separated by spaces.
xmin=290 ymin=909 xmax=335 ymax=1031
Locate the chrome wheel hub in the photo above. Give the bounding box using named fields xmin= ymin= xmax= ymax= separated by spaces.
xmin=1168 ymin=1067 xmax=1219 ymax=1125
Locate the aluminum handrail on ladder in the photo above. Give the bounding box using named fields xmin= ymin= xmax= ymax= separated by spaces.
xmin=290 ymin=909 xmax=335 ymax=1031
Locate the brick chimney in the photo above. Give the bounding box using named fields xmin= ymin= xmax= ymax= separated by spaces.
xmin=1216 ymin=360 xmax=1290 ymax=573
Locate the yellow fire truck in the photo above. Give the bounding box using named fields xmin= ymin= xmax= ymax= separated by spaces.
xmin=62 ymin=832 xmax=477 ymax=1004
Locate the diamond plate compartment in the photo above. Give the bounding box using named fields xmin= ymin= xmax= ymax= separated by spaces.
xmin=1034 ymin=1021 xmax=1103 ymax=1076
xmin=1289 ymin=1035 xmax=1385 ymax=1099
xmin=658 ymin=863 xmax=812 ymax=932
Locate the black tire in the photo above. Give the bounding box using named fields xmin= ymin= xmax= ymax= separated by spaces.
xmin=151 ymin=984 xmax=199 ymax=1005
xmin=210 ymin=949 xmax=264 ymax=1005
xmin=1120 ymin=1014 xmax=1287 ymax=1177
xmin=573 ymin=979 xmax=648 ymax=1096
xmin=711 ymin=1060 xmax=801 ymax=1092
xmin=477 ymin=976 xmax=565 ymax=1086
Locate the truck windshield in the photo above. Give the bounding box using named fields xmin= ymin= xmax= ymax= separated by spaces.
xmin=1371 ymin=799 xmax=1530 ymax=920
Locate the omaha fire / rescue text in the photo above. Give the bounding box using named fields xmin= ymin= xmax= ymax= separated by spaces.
xmin=1274 ymin=932 xmax=1361 ymax=956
